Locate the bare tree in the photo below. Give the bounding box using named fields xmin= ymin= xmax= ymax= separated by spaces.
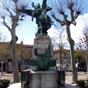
xmin=0 ymin=0 xmax=31 ymax=82
xmin=78 ymin=23 xmax=88 ymax=78
xmin=50 ymin=29 xmax=67 ymax=69
xmin=50 ymin=0 xmax=86 ymax=83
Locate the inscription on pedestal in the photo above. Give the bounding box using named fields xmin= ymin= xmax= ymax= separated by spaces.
xmin=32 ymin=35 xmax=53 ymax=59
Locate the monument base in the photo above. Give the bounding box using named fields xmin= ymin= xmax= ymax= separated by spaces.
xmin=21 ymin=70 xmax=65 ymax=88
xmin=30 ymin=71 xmax=58 ymax=88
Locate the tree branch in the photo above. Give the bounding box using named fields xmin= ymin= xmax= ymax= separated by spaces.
xmin=69 ymin=2 xmax=74 ymax=22
xmin=52 ymin=14 xmax=65 ymax=26
xmin=6 ymin=8 xmax=14 ymax=18
xmin=2 ymin=16 xmax=11 ymax=31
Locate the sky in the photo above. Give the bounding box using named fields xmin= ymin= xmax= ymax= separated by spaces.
xmin=0 ymin=0 xmax=88 ymax=48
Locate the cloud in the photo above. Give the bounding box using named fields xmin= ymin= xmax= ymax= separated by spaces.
xmin=71 ymin=14 xmax=88 ymax=44
xmin=48 ymin=26 xmax=69 ymax=49
xmin=0 ymin=25 xmax=11 ymax=42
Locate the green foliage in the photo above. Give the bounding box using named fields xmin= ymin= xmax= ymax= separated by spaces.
xmin=76 ymin=80 xmax=85 ymax=88
xmin=74 ymin=51 xmax=84 ymax=59
xmin=0 ymin=43 xmax=10 ymax=61
xmin=16 ymin=44 xmax=32 ymax=60
xmin=76 ymin=80 xmax=87 ymax=88
xmin=0 ymin=79 xmax=10 ymax=88
xmin=74 ymin=51 xmax=85 ymax=63
xmin=0 ymin=43 xmax=32 ymax=61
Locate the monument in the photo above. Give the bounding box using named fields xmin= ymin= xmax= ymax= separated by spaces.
xmin=19 ymin=0 xmax=65 ymax=88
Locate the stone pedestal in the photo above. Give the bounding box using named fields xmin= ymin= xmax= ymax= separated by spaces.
xmin=21 ymin=34 xmax=65 ymax=88
xmin=21 ymin=70 xmax=65 ymax=88
xmin=30 ymin=71 xmax=58 ymax=88
xmin=32 ymin=35 xmax=53 ymax=59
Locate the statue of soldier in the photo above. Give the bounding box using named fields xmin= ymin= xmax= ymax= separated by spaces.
xmin=18 ymin=0 xmax=52 ymax=35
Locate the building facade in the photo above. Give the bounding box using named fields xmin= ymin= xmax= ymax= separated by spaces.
xmin=53 ymin=49 xmax=71 ymax=70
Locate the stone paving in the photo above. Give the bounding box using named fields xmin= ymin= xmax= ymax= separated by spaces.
xmin=65 ymin=72 xmax=87 ymax=88
xmin=0 ymin=72 xmax=87 ymax=88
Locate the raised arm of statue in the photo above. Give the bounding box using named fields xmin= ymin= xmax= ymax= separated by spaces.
xmin=31 ymin=3 xmax=41 ymax=21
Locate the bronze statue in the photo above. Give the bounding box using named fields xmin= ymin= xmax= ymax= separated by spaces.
xmin=19 ymin=0 xmax=52 ymax=35
xmin=37 ymin=45 xmax=52 ymax=71
xmin=18 ymin=0 xmax=56 ymax=71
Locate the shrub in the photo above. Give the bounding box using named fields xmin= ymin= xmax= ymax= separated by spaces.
xmin=76 ymin=80 xmax=85 ymax=88
xmin=0 ymin=79 xmax=10 ymax=88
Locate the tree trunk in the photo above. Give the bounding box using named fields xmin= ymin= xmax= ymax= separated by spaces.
xmin=85 ymin=52 xmax=88 ymax=79
xmin=70 ymin=39 xmax=78 ymax=83
xmin=66 ymin=26 xmax=78 ymax=83
xmin=11 ymin=29 xmax=20 ymax=83
xmin=59 ymin=48 xmax=63 ymax=70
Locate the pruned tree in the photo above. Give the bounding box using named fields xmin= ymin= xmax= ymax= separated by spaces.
xmin=0 ymin=0 xmax=31 ymax=82
xmin=78 ymin=23 xmax=88 ymax=78
xmin=50 ymin=0 xmax=86 ymax=83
